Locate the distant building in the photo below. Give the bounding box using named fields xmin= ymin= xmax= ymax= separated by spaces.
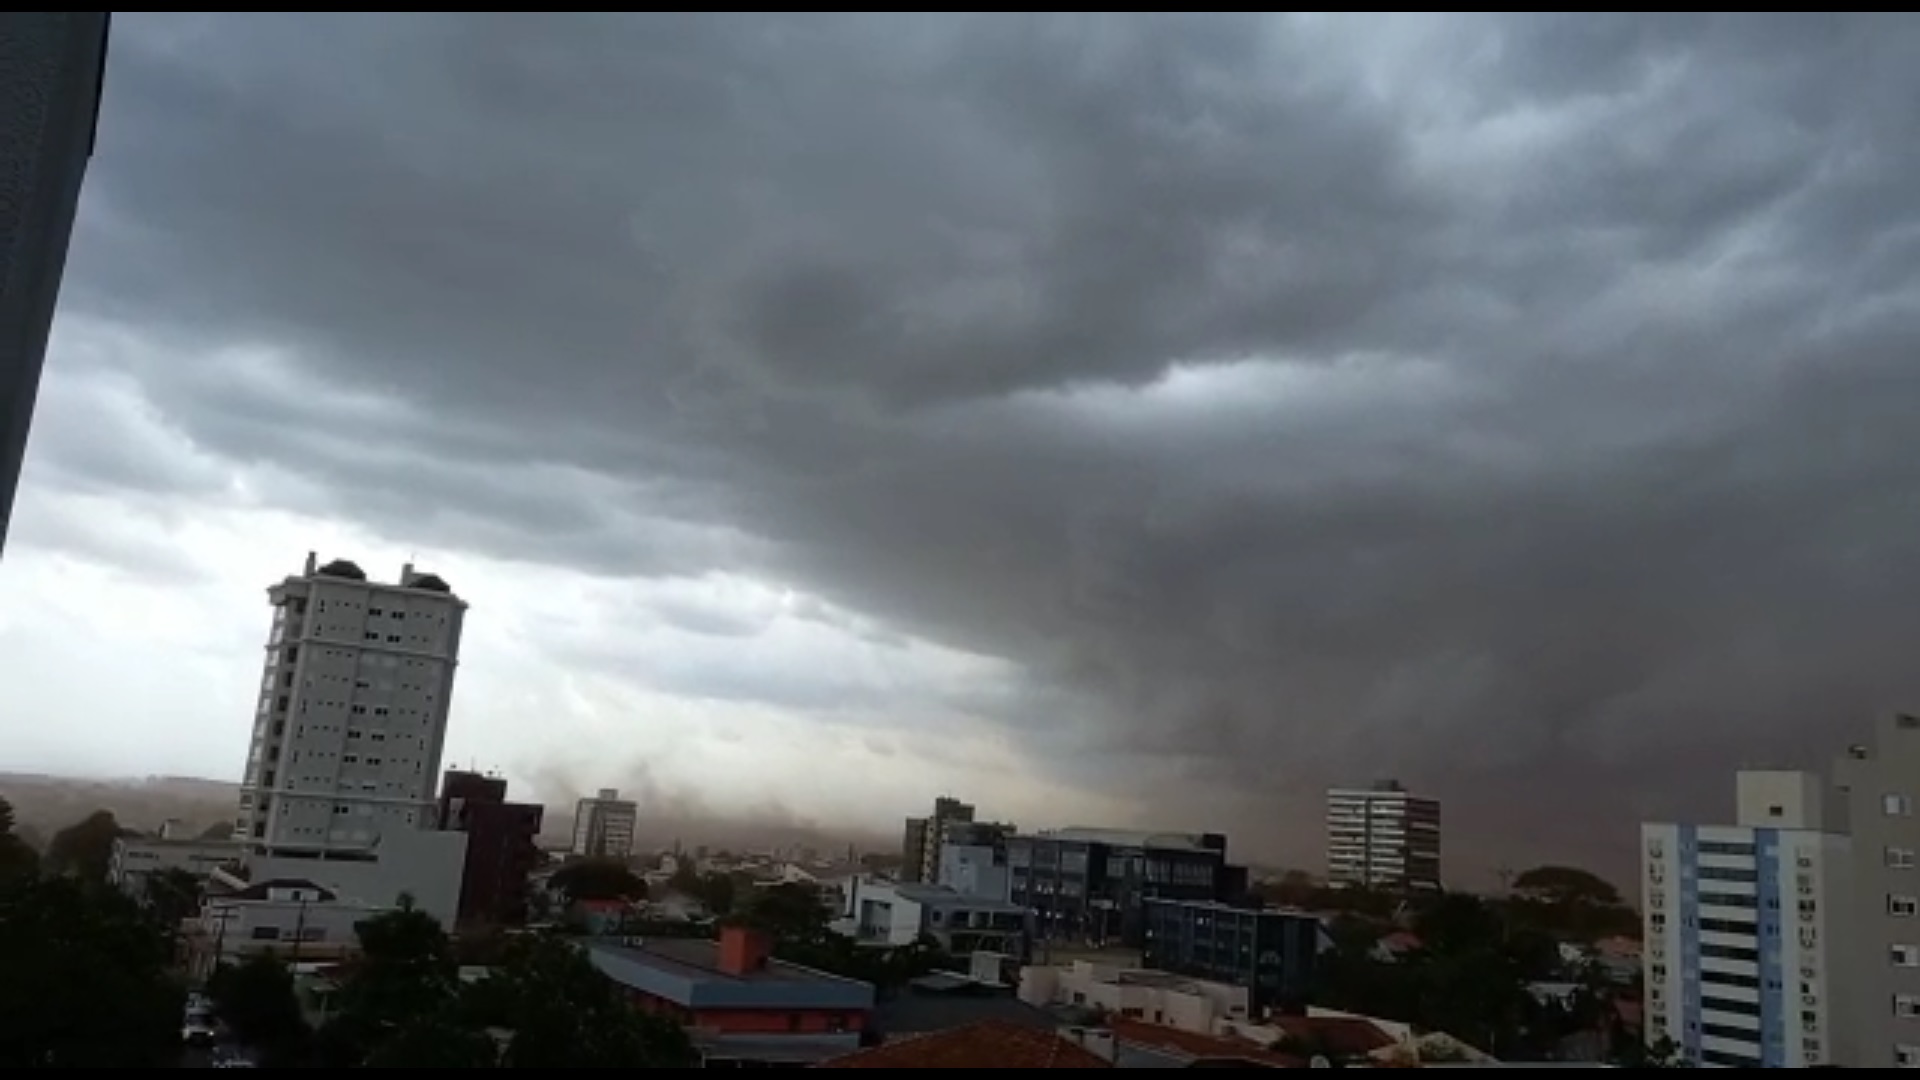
xmin=1834 ymin=712 xmax=1920 ymax=1068
xmin=938 ymin=820 xmax=1015 ymax=900
xmin=572 ymin=788 xmax=637 ymax=860
xmin=1008 ymin=828 xmax=1245 ymax=946
xmin=587 ymin=925 xmax=874 ymax=1066
xmin=108 ymin=835 xmax=240 ymax=897
xmin=841 ymin=878 xmax=1029 ymax=956
xmin=1325 ymin=780 xmax=1442 ymax=891
xmin=1140 ymin=898 xmax=1323 ymax=1013
xmin=437 ymin=770 xmax=543 ymax=926
xmin=1641 ymin=769 xmax=1851 ymax=1068
xmin=0 ymin=13 xmax=109 ymax=558
xmin=900 ymin=796 xmax=975 ymax=883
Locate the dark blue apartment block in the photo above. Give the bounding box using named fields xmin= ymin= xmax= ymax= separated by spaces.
xmin=1140 ymin=898 xmax=1322 ymax=1013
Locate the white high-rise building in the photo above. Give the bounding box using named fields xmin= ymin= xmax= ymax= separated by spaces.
xmin=1833 ymin=712 xmax=1920 ymax=1068
xmin=1326 ymin=780 xmax=1442 ymax=891
xmin=572 ymin=788 xmax=638 ymax=859
xmin=235 ymin=553 xmax=467 ymax=857
xmin=1641 ymin=769 xmax=1854 ymax=1068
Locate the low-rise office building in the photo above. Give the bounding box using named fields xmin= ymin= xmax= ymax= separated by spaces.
xmin=186 ymin=878 xmax=379 ymax=978
xmin=1141 ymin=898 xmax=1324 ymax=1013
xmin=842 ymin=878 xmax=1029 ymax=956
xmin=246 ymin=825 xmax=468 ymax=930
xmin=1020 ymin=958 xmax=1252 ymax=1030
xmin=108 ymin=834 xmax=241 ymax=897
xmin=1009 ymin=828 xmax=1247 ymax=946
xmin=587 ymin=925 xmax=875 ymax=1066
xmin=938 ymin=820 xmax=1015 ymax=900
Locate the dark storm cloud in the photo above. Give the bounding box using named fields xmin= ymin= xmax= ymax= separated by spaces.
xmin=43 ymin=12 xmax=1920 ymax=868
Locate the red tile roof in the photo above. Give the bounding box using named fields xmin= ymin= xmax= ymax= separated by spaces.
xmin=1377 ymin=930 xmax=1423 ymax=951
xmin=1107 ymin=1018 xmax=1301 ymax=1067
xmin=1268 ymin=1015 xmax=1398 ymax=1057
xmin=814 ymin=1020 xmax=1113 ymax=1068
xmin=1594 ymin=935 xmax=1642 ymax=957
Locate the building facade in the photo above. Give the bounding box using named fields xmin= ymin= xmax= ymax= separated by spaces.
xmin=437 ymin=770 xmax=543 ymax=926
xmin=1008 ymin=828 xmax=1245 ymax=946
xmin=1141 ymin=898 xmax=1322 ymax=1013
xmin=1835 ymin=711 xmax=1920 ymax=1068
xmin=108 ymin=835 xmax=240 ymax=897
xmin=1019 ymin=958 xmax=1252 ymax=1031
xmin=841 ymin=878 xmax=1029 ymax=956
xmin=0 ymin=13 xmax=109 ymax=557
xmin=1326 ymin=780 xmax=1442 ymax=891
xmin=571 ymin=788 xmax=638 ymax=859
xmin=936 ymin=820 xmax=1014 ymax=900
xmin=900 ymin=796 xmax=975 ymax=884
xmin=588 ymin=926 xmax=875 ymax=1066
xmin=234 ymin=553 xmax=467 ymax=857
xmin=1641 ymin=769 xmax=1853 ymax=1068
xmin=187 ymin=878 xmax=376 ymax=978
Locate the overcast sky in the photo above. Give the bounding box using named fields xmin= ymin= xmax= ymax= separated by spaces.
xmin=4 ymin=13 xmax=1919 ymax=878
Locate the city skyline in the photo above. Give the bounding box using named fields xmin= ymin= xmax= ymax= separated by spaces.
xmin=7 ymin=14 xmax=1920 ymax=879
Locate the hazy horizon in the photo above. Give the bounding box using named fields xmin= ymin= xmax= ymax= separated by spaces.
xmin=5 ymin=14 xmax=1918 ymax=886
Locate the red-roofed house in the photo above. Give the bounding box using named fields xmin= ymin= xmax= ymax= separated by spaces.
xmin=588 ymin=926 xmax=875 ymax=1066
xmin=1107 ymin=1017 xmax=1301 ymax=1068
xmin=814 ymin=1020 xmax=1113 ymax=1068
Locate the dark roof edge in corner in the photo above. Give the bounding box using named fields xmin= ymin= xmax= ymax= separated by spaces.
xmin=88 ymin=12 xmax=112 ymax=157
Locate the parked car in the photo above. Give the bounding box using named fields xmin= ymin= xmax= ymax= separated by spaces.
xmin=180 ymin=1014 xmax=217 ymax=1048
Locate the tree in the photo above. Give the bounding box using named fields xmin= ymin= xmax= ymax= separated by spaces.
xmin=144 ymin=866 xmax=204 ymax=929
xmin=1412 ymin=892 xmax=1505 ymax=956
xmin=315 ymin=900 xmax=460 ymax=1066
xmin=736 ymin=882 xmax=830 ymax=941
xmin=363 ymin=1013 xmax=500 ymax=1067
xmin=1512 ymin=865 xmax=1622 ymax=908
xmin=0 ymin=798 xmax=38 ymax=882
xmin=0 ymin=874 xmax=182 ymax=1066
xmin=1622 ymin=1035 xmax=1694 ymax=1068
xmin=461 ymin=934 xmax=697 ymax=1067
xmin=695 ymin=871 xmax=738 ymax=915
xmin=550 ymin=858 xmax=648 ymax=903
xmin=43 ymin=809 xmax=133 ymax=882
xmin=207 ymin=955 xmax=310 ymax=1060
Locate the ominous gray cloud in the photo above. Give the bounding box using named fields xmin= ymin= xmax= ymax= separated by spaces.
xmin=37 ymin=12 xmax=1920 ymax=878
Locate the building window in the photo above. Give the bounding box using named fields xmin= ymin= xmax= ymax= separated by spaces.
xmin=1895 ymin=896 xmax=1920 ymax=918
xmin=1893 ymin=944 xmax=1920 ymax=967
xmin=1897 ymin=994 xmax=1920 ymax=1019
xmin=1896 ymin=1043 xmax=1920 ymax=1066
xmin=1895 ymin=848 xmax=1920 ymax=870
xmin=1889 ymin=794 xmax=1915 ymax=817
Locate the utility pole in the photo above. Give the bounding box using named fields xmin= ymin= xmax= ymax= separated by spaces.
xmin=206 ymin=903 xmax=238 ymax=981
xmin=289 ymin=895 xmax=309 ymax=967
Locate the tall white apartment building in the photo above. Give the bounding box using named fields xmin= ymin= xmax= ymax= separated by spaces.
xmin=1326 ymin=780 xmax=1441 ymax=891
xmin=1834 ymin=712 xmax=1920 ymax=1067
xmin=572 ymin=788 xmax=638 ymax=859
xmin=235 ymin=553 xmax=467 ymax=857
xmin=1641 ymin=769 xmax=1854 ymax=1068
